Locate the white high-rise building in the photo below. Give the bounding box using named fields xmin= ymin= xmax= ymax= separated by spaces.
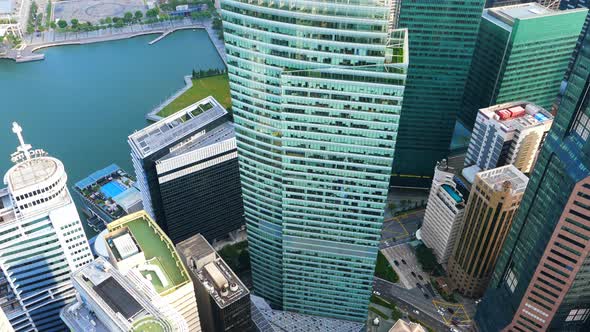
xmin=0 ymin=123 xmax=93 ymax=331
xmin=419 ymin=160 xmax=466 ymax=266
xmin=464 ymin=101 xmax=553 ymax=174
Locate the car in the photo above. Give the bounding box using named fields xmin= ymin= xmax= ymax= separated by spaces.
xmin=423 ymin=293 xmax=429 ymax=299
xmin=416 ymin=283 xmax=422 ymax=289
xmin=411 ymin=271 xmax=417 ymax=277
xmin=373 ymin=291 xmax=381 ymax=296
xmin=393 ymin=260 xmax=400 ymax=266
xmin=418 ymin=275 xmax=423 ymax=280
xmin=447 ymin=308 xmax=455 ymax=314
xmin=413 ymin=310 xmax=420 ymax=315
xmin=401 ymin=259 xmax=407 ymax=264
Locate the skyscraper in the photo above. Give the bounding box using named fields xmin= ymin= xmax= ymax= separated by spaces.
xmin=102 ymin=211 xmax=201 ymax=331
xmin=128 ymin=97 xmax=244 ymax=244
xmin=475 ymin=33 xmax=590 ymax=332
xmin=465 ymin=101 xmax=553 ymax=173
xmin=420 ymin=160 xmax=466 ymax=266
xmin=176 ymin=234 xmax=253 ymax=332
xmin=447 ymin=165 xmax=528 ymax=298
xmin=392 ymin=0 xmax=486 ymax=185
xmin=61 ymin=257 xmax=188 ymax=332
xmin=459 ymin=3 xmax=586 ymax=130
xmin=220 ymin=0 xmax=409 ymax=321
xmin=560 ymin=0 xmax=590 ymax=82
xmin=486 ymin=0 xmax=561 ymax=9
xmin=0 ymin=123 xmax=93 ymax=331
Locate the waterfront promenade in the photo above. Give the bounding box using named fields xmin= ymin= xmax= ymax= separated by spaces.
xmin=1 ymin=18 xmax=227 ymax=63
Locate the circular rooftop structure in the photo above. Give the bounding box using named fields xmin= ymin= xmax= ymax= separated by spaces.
xmin=5 ymin=156 xmax=63 ymax=191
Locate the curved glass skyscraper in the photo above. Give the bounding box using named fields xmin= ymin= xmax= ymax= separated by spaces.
xmin=220 ymin=0 xmax=408 ymax=321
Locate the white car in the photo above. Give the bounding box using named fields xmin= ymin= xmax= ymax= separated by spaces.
xmin=413 ymin=310 xmax=419 ymax=315
xmin=373 ymin=291 xmax=381 ymax=296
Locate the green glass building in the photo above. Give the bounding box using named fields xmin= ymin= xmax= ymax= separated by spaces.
xmin=220 ymin=0 xmax=408 ymax=321
xmin=475 ymin=33 xmax=590 ymax=331
xmin=391 ymin=0 xmax=485 ymax=185
xmin=459 ymin=3 xmax=587 ymax=130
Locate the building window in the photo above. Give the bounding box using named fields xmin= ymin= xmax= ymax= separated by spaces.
xmin=566 ymin=308 xmax=590 ymax=322
xmin=505 ymin=267 xmax=518 ymax=293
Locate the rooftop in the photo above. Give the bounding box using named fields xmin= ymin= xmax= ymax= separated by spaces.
xmin=488 ymin=3 xmax=552 ymax=26
xmin=479 ymin=101 xmax=553 ymax=133
xmin=160 ymin=121 xmax=235 ymax=161
xmin=389 ymin=319 xmax=426 ymax=332
xmin=64 ymin=258 xmax=178 ymax=332
xmin=73 ymin=164 xmax=141 ymax=223
xmin=478 ymin=164 xmax=528 ymax=193
xmin=6 ymin=157 xmax=60 ymax=191
xmin=442 ymin=184 xmax=463 ymax=204
xmin=176 ymin=234 xmax=249 ymax=309
xmin=129 ymin=97 xmax=228 ymax=159
xmin=106 ymin=211 xmax=190 ymax=295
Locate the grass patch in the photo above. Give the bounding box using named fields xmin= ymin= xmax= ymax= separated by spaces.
xmin=371 ymin=295 xmax=403 ymax=320
xmin=158 ymin=74 xmax=231 ymax=118
xmin=369 ymin=306 xmax=389 ymax=320
xmin=375 ymin=251 xmax=399 ymax=283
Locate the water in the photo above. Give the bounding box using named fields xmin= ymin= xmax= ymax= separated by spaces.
xmin=0 ymin=29 xmax=225 ymax=236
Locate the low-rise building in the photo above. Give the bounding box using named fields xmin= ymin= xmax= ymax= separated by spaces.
xmin=465 ymin=101 xmax=553 ymax=174
xmin=102 ymin=211 xmax=202 ymax=331
xmin=176 ymin=234 xmax=252 ymax=332
xmin=73 ymin=164 xmax=142 ymax=232
xmin=420 ymin=160 xmax=466 ymax=266
xmin=389 ymin=319 xmax=426 ymax=332
xmin=60 ymin=257 xmax=187 ymax=332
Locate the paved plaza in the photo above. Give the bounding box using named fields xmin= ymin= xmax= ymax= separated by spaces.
xmin=54 ymin=0 xmax=146 ymax=23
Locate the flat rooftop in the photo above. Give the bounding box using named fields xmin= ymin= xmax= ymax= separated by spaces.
xmin=160 ymin=121 xmax=235 ymax=162
xmin=129 ymin=97 xmax=228 ymax=159
xmin=176 ymin=234 xmax=249 ymax=309
xmin=483 ymin=3 xmax=568 ymax=30
xmin=479 ymin=101 xmax=553 ymax=132
xmin=94 ymin=276 xmax=143 ymax=320
xmin=478 ymin=164 xmax=528 ymax=194
xmin=107 ymin=212 xmax=189 ymax=295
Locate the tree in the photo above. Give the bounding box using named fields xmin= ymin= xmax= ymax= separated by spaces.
xmin=49 ymin=21 xmax=56 ymax=29
xmin=114 ymin=20 xmax=124 ymax=28
xmin=134 ymin=10 xmax=143 ymax=21
xmin=124 ymin=11 xmax=133 ymax=23
xmin=105 ymin=17 xmax=112 ymax=24
xmin=146 ymin=8 xmax=159 ymax=18
xmin=70 ymin=18 xmax=79 ymax=28
xmin=57 ymin=19 xmax=67 ymax=29
xmin=415 ymin=244 xmax=437 ymax=273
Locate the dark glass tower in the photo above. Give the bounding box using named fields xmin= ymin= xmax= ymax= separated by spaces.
xmin=392 ymin=0 xmax=486 ymax=186
xmin=475 ymin=34 xmax=590 ymax=331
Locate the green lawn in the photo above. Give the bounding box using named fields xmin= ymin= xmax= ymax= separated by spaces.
xmin=375 ymin=251 xmax=399 ymax=283
xmin=158 ymin=74 xmax=231 ymax=118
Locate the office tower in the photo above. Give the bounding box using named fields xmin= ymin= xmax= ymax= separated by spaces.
xmin=61 ymin=257 xmax=188 ymax=332
xmin=486 ymin=1 xmax=561 ymax=9
xmin=447 ymin=165 xmax=528 ymax=298
xmin=465 ymin=102 xmax=553 ymax=173
xmin=129 ymin=97 xmax=244 ymax=244
xmin=249 ymin=295 xmax=364 ymax=332
xmin=420 ymin=160 xmax=466 ymax=266
xmin=102 ymin=211 xmax=201 ymax=331
xmin=475 ymin=34 xmax=590 ymax=332
xmin=0 ymin=305 xmax=14 ymax=332
xmin=561 ymin=0 xmax=590 ymax=83
xmin=0 ymin=123 xmax=93 ymax=332
xmin=391 ymin=0 xmax=485 ymax=185
xmin=220 ymin=0 xmax=409 ymax=320
xmin=176 ymin=234 xmax=252 ymax=332
xmin=74 ymin=164 xmax=142 ymax=232
xmin=459 ymin=3 xmax=586 ymax=130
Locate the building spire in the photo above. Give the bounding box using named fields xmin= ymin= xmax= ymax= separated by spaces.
xmin=12 ymin=122 xmax=32 ymax=161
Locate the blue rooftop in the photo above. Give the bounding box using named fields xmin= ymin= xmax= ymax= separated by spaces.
xmin=442 ymin=184 xmax=462 ymax=203
xmin=75 ymin=164 xmax=120 ymax=189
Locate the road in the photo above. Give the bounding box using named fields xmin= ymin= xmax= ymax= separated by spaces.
xmin=380 ymin=210 xmax=424 ymax=249
xmin=374 ymin=278 xmax=469 ymax=332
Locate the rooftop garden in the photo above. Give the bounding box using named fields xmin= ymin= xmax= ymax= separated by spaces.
xmin=158 ymin=73 xmax=231 ymax=118
xmin=110 ymin=214 xmax=189 ymax=293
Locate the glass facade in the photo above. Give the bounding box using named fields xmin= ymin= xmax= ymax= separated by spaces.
xmin=220 ymin=0 xmax=408 ymax=321
xmin=392 ymin=0 xmax=485 ymax=184
xmin=459 ymin=5 xmax=587 ymax=130
xmin=475 ymin=34 xmax=590 ymax=331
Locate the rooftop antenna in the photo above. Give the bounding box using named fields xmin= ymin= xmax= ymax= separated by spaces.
xmin=12 ymin=122 xmax=32 ymax=160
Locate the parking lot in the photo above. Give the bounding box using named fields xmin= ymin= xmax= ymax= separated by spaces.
xmin=54 ymin=0 xmax=146 ymax=23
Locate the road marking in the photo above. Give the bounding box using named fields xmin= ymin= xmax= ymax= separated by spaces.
xmin=432 ymin=300 xmax=471 ymax=325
